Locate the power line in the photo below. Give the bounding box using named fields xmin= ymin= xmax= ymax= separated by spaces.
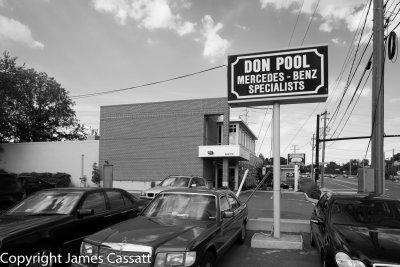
xmin=300 ymin=0 xmax=321 ymax=45
xmin=324 ymin=0 xmax=372 ymax=118
xmin=288 ymin=0 xmax=305 ymax=47
xmin=71 ymin=65 xmax=226 ymax=99
xmin=282 ymin=103 xmax=320 ymax=154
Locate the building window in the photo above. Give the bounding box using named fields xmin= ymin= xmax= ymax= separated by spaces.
xmin=229 ymin=125 xmax=237 ymax=133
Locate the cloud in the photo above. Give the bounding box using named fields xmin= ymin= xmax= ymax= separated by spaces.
xmin=0 ymin=15 xmax=44 ymax=48
xmin=260 ymin=0 xmax=369 ymax=33
xmin=200 ymin=15 xmax=230 ymax=63
xmin=331 ymin=38 xmax=346 ymax=45
xmin=92 ymin=0 xmax=195 ymax=36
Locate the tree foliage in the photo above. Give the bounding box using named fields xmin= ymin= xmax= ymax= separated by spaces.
xmin=0 ymin=51 xmax=87 ymax=142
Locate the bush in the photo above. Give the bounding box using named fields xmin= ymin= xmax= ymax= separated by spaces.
xmin=298 ymin=178 xmax=321 ymax=200
xmin=17 ymin=172 xmax=71 ymax=195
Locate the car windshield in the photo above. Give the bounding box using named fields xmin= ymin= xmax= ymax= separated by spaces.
xmin=143 ymin=193 xmax=217 ymax=221
xmin=331 ymin=199 xmax=400 ymax=227
xmin=159 ymin=177 xmax=190 ymax=187
xmin=5 ymin=191 xmax=82 ymax=215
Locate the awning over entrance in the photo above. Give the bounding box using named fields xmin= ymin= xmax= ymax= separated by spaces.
xmin=198 ymin=145 xmax=250 ymax=161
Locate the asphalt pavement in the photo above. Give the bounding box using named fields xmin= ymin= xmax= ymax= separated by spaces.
xmin=215 ymin=189 xmax=320 ymax=267
xmin=238 ymin=190 xmax=315 ymax=219
xmin=217 ymin=230 xmax=320 ymax=267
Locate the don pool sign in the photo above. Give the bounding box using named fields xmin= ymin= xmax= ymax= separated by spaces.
xmin=228 ymin=45 xmax=328 ymax=106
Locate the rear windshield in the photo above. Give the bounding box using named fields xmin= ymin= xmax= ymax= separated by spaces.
xmin=159 ymin=177 xmax=190 ymax=187
xmin=331 ymin=199 xmax=400 ymax=227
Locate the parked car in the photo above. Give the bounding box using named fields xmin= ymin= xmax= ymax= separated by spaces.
xmin=0 ymin=187 xmax=145 ymax=266
xmin=329 ymin=174 xmax=337 ymax=178
xmin=310 ymin=192 xmax=400 ymax=267
xmin=0 ymin=173 xmax=25 ymax=212
xmin=76 ymin=188 xmax=248 ymax=267
xmin=140 ymin=175 xmax=211 ymax=200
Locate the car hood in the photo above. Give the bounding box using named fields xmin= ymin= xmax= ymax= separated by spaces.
xmin=86 ymin=216 xmax=215 ymax=251
xmin=143 ymin=186 xmax=185 ymax=194
xmin=0 ymin=214 xmax=67 ymax=238
xmin=332 ymin=224 xmax=400 ymax=263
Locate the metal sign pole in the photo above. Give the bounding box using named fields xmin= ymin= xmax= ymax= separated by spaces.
xmin=273 ymin=102 xmax=281 ymax=238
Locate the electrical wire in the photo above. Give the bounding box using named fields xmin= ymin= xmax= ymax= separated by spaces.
xmin=300 ymin=0 xmax=321 ymax=45
xmin=71 ymin=65 xmax=226 ymax=99
xmin=288 ymin=0 xmax=305 ymax=47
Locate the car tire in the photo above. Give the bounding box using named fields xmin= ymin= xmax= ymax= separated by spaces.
xmin=310 ymin=230 xmax=316 ymax=247
xmin=29 ymin=244 xmax=57 ymax=267
xmin=236 ymin=223 xmax=246 ymax=244
xmin=201 ymin=252 xmax=215 ymax=267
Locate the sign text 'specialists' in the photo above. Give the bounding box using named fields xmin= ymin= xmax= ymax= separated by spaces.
xmin=228 ymin=45 xmax=328 ymax=106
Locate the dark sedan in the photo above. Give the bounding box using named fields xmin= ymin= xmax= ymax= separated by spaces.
xmin=310 ymin=192 xmax=400 ymax=267
xmin=76 ymin=188 xmax=248 ymax=267
xmin=0 ymin=187 xmax=144 ymax=266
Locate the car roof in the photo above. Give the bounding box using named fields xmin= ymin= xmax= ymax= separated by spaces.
xmin=157 ymin=188 xmax=234 ymax=196
xmin=39 ymin=187 xmax=123 ymax=193
xmin=325 ymin=191 xmax=399 ymax=202
xmin=165 ymin=175 xmax=203 ymax=178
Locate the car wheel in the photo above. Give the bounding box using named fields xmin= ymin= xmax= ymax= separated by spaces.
xmin=310 ymin=230 xmax=316 ymax=247
xmin=29 ymin=244 xmax=57 ymax=267
xmin=201 ymin=252 xmax=215 ymax=267
xmin=236 ymin=223 xmax=246 ymax=244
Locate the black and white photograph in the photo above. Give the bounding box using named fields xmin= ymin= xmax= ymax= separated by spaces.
xmin=1 ymin=0 xmax=400 ymax=266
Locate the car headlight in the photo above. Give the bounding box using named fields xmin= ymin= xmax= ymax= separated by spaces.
xmin=140 ymin=192 xmax=146 ymax=196
xmin=80 ymin=242 xmax=99 ymax=257
xmin=335 ymin=252 xmax=365 ymax=267
xmin=155 ymin=252 xmax=196 ymax=267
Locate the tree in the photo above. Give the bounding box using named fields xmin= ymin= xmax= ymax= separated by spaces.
xmin=91 ymin=162 xmax=101 ymax=186
xmin=0 ymin=51 xmax=87 ymax=142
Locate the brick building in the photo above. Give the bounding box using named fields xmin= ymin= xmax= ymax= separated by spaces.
xmin=99 ymin=97 xmax=261 ymax=191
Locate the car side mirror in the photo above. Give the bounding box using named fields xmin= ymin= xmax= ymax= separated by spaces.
xmin=77 ymin=208 xmax=94 ymax=218
xmin=311 ymin=217 xmax=324 ymax=225
xmin=191 ymin=184 xmax=197 ymax=188
xmin=222 ymin=211 xmax=234 ymax=219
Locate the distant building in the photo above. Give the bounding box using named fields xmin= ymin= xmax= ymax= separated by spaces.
xmin=99 ymin=97 xmax=261 ymax=191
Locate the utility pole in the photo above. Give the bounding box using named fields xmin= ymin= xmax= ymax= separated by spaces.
xmin=320 ymin=111 xmax=328 ymax=187
xmin=315 ymin=114 xmax=320 ymax=182
xmin=291 ymin=145 xmax=298 ymax=154
xmin=349 ymin=160 xmax=352 ymax=176
xmin=311 ymin=134 xmax=315 ymax=181
xmin=371 ymin=0 xmax=385 ymax=195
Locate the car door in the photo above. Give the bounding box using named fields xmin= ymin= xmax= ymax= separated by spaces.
xmin=104 ymin=190 xmax=140 ymax=226
xmin=227 ymin=193 xmax=244 ymax=234
xmin=311 ymin=195 xmax=328 ymax=251
xmin=60 ymin=191 xmax=109 ymax=255
xmin=215 ymin=195 xmax=236 ymax=254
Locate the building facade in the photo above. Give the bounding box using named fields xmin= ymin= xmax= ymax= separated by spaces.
xmin=99 ymin=97 xmax=261 ymax=191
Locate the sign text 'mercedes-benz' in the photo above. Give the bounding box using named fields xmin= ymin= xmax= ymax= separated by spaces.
xmin=228 ymin=45 xmax=328 ymax=106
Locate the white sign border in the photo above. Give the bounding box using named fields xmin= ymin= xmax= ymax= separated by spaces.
xmin=230 ymin=48 xmax=325 ymax=99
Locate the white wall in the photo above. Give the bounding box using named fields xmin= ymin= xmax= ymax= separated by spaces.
xmin=0 ymin=141 xmax=99 ymax=187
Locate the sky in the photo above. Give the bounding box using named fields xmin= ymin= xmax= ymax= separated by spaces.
xmin=0 ymin=0 xmax=399 ymax=165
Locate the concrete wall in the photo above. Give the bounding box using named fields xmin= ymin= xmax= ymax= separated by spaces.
xmin=0 ymin=141 xmax=99 ymax=187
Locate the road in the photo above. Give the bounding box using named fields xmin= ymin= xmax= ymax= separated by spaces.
xmin=238 ymin=191 xmax=315 ymax=220
xmin=321 ymin=175 xmax=400 ymax=199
